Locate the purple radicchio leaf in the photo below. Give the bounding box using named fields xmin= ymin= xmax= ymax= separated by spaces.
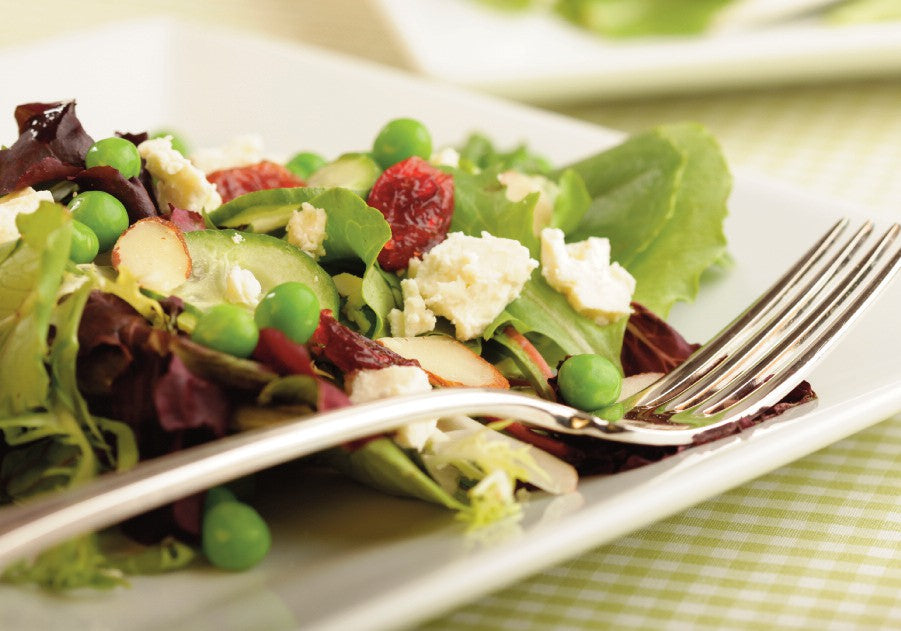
xmin=621 ymin=302 xmax=699 ymax=376
xmin=0 ymin=101 xmax=95 ymax=195
xmin=152 ymin=355 xmax=230 ymax=438
xmin=71 ymin=165 xmax=158 ymax=222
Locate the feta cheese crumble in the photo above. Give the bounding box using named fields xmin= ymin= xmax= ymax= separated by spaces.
xmin=224 ymin=265 xmax=262 ymax=307
xmin=540 ymin=228 xmax=635 ymax=326
xmin=388 ymin=278 xmax=437 ymax=337
xmin=137 ymin=136 xmax=222 ymax=213
xmin=430 ymin=147 xmax=461 ymax=169
xmin=0 ymin=187 xmax=54 ymax=244
xmin=497 ymin=170 xmax=558 ymax=237
xmin=285 ymin=202 xmax=327 ymax=260
xmin=348 ymin=365 xmax=437 ymax=450
xmin=402 ymin=231 xmax=538 ymax=341
xmin=190 ymin=134 xmax=265 ymax=174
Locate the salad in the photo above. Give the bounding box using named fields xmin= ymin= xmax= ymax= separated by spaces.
xmin=0 ymin=100 xmax=811 ymax=590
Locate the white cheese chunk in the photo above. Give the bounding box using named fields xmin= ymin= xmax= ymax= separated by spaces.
xmin=388 ymin=278 xmax=437 ymax=337
xmin=190 ymin=134 xmax=265 ymax=174
xmin=348 ymin=365 xmax=437 ymax=450
xmin=138 ymin=136 xmax=222 ymax=213
xmin=224 ymin=265 xmax=262 ymax=307
xmin=405 ymin=231 xmax=537 ymax=341
xmin=497 ymin=170 xmax=558 ymax=237
xmin=430 ymin=147 xmax=461 ymax=169
xmin=285 ymin=202 xmax=327 ymax=260
xmin=540 ymin=227 xmax=635 ymax=326
xmin=0 ymin=187 xmax=54 ymax=244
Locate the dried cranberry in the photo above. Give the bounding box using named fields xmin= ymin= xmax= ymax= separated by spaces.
xmin=206 ymin=160 xmax=304 ymax=203
xmin=366 ymin=156 xmax=453 ymax=271
xmin=309 ymin=311 xmax=419 ymax=373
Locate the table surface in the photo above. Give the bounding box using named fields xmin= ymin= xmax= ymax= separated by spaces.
xmin=1 ymin=1 xmax=899 ymax=629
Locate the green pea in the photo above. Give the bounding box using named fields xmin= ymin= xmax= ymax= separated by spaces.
xmin=204 ymin=485 xmax=238 ymax=513
xmin=556 ymin=354 xmax=623 ymax=411
xmin=151 ymin=129 xmax=190 ymax=156
xmin=254 ymin=281 xmax=320 ymax=345
xmin=285 ymin=151 xmax=327 ymax=179
xmin=85 ymin=137 xmax=142 ymax=179
xmin=67 ymin=190 xmax=129 ymax=252
xmin=192 ymin=304 xmax=260 ymax=358
xmin=372 ymin=118 xmax=432 ymax=168
xmin=591 ymin=401 xmax=625 ymax=422
xmin=202 ymin=501 xmax=271 ymax=571
xmin=69 ymin=219 xmax=100 ymax=264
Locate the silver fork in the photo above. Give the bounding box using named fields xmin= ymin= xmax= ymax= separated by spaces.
xmin=0 ymin=219 xmax=898 ymax=568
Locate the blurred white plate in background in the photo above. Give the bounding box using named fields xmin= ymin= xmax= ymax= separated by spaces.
xmin=374 ymin=0 xmax=901 ymax=103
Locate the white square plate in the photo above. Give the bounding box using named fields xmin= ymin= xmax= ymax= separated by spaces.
xmin=1 ymin=19 xmax=899 ymax=631
xmin=374 ymin=0 xmax=901 ymax=103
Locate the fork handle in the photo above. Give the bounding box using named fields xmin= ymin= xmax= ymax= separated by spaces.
xmin=0 ymin=389 xmax=601 ymax=569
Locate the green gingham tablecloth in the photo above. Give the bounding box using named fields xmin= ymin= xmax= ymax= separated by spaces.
xmin=419 ymin=80 xmax=901 ymax=630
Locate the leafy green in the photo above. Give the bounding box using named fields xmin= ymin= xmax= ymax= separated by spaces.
xmin=451 ymin=167 xmax=541 ymax=255
xmin=489 ymin=276 xmax=627 ymax=366
xmin=107 ymin=537 xmax=196 ymax=576
xmin=360 ymin=265 xmax=400 ymax=338
xmin=314 ymin=188 xmax=391 ymax=269
xmin=0 ymin=203 xmax=149 ymax=589
xmin=555 ymin=0 xmax=733 ymax=38
xmin=618 ymin=124 xmax=730 ymax=314
xmin=562 ymin=123 xmax=730 ymax=316
xmin=456 ymin=132 xmax=552 ymax=175
xmin=2 ymin=535 xmax=126 ymax=591
xmin=564 ymin=129 xmax=683 ymax=264
xmin=0 ymin=202 xmax=72 ymax=416
xmin=325 ymin=438 xmax=466 ymax=511
xmin=551 ymin=168 xmax=592 ymax=235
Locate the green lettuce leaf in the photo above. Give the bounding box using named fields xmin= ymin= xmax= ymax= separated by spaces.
xmin=620 ymin=124 xmax=730 ymax=315
xmin=565 ymin=128 xmax=683 ymax=264
xmin=325 ymin=438 xmax=466 ymax=511
xmin=562 ymin=122 xmax=730 ymax=316
xmin=450 ymin=167 xmax=541 ymax=255
xmin=456 ymin=132 xmax=552 ymax=175
xmin=489 ymin=276 xmax=627 ymax=366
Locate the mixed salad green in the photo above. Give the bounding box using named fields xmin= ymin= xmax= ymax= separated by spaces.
xmin=0 ymin=100 xmax=733 ymax=589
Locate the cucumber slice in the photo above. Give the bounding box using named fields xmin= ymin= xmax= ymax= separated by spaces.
xmin=174 ymin=229 xmax=339 ymax=315
xmin=208 ymin=187 xmax=326 ymax=232
xmin=307 ymin=153 xmax=382 ymax=196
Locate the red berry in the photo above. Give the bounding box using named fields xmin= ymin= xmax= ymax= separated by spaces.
xmin=366 ymin=156 xmax=453 ymax=271
xmin=309 ymin=311 xmax=419 ymax=373
xmin=206 ymin=160 xmax=305 ymax=203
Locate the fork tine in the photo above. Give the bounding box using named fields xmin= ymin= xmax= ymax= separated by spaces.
xmin=661 ymin=220 xmax=877 ymax=412
xmin=634 ymin=218 xmax=854 ymax=408
xmin=675 ymin=223 xmax=901 ymax=422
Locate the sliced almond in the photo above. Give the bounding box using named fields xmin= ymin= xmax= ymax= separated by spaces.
xmin=378 ymin=336 xmax=509 ymax=389
xmin=111 ymin=216 xmax=192 ymax=293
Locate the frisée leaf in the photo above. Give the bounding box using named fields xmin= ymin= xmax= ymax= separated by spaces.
xmin=0 ymin=202 xmax=72 ymax=416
